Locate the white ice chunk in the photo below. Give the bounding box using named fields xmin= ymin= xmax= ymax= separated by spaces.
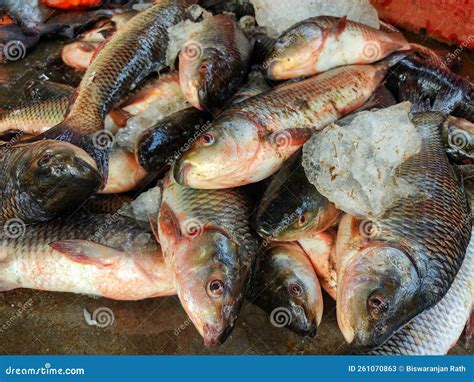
xmin=302 ymin=102 xmax=421 ymax=218
xmin=250 ymin=0 xmax=379 ymax=38
xmin=118 ymin=184 xmax=162 ymax=222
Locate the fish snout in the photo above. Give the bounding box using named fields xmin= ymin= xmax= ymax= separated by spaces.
xmin=173 ymin=160 xmax=192 ymax=185
xmin=203 ymin=323 xmax=232 ymax=348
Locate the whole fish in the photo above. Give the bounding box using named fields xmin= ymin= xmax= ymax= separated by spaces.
xmin=369 ymin=228 xmax=474 ymax=355
xmin=255 ymin=151 xmax=340 ymax=242
xmin=0 ymin=214 xmax=175 ymax=299
xmin=264 ymin=16 xmax=409 ymax=80
xmin=336 ymin=112 xmax=472 ymax=349
xmin=179 ymin=14 xmax=251 ymax=111
xmin=136 ymin=108 xmax=212 ymax=172
xmin=0 ymin=140 xmax=102 ymax=223
xmin=158 ymin=173 xmax=257 ymax=347
xmin=33 ymin=1 xmax=188 ymax=177
xmin=298 ymin=230 xmax=337 ymax=300
xmin=249 ymin=242 xmax=323 ymax=337
xmin=174 ymin=60 xmax=396 ymax=189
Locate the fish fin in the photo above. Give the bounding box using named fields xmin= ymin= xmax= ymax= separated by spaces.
xmin=432 ymin=83 xmax=466 ymax=114
xmin=109 ymin=108 xmax=132 ymax=128
xmin=149 ymin=215 xmax=160 ymax=244
xmin=158 ymin=201 xmax=183 ymax=241
xmin=332 ymin=16 xmax=347 ymax=39
xmin=50 ymin=240 xmax=124 ymax=268
xmin=379 ymin=20 xmax=401 ymax=33
xmin=398 ymin=76 xmax=432 ymax=112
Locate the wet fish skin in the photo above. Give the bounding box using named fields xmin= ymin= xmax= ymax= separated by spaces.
xmin=0 ymin=140 xmax=102 ymax=223
xmin=298 ymin=230 xmax=337 ymax=300
xmin=337 ymin=112 xmax=472 ymax=349
xmin=158 ymin=173 xmax=257 ymax=347
xmin=174 ymin=61 xmax=391 ymax=189
xmin=249 ymin=242 xmax=323 ymax=337
xmin=179 ymin=14 xmax=251 ymax=111
xmin=387 ymin=51 xmax=473 ymax=120
xmin=34 ymin=1 xmax=188 ymax=177
xmin=255 ymin=151 xmax=340 ymax=242
xmin=136 ymin=108 xmax=212 ymax=172
xmin=369 ymin=228 xmax=474 ymax=355
xmin=101 ymin=148 xmax=148 ymax=194
xmin=265 ymin=16 xmax=410 ymax=80
xmin=0 ymin=214 xmax=175 ymax=299
xmin=0 ymin=91 xmax=72 ymax=136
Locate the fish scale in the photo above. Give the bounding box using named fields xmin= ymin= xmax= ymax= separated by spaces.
xmin=372 ymin=112 xmax=471 ymax=305
xmin=224 ymin=64 xmax=384 ymax=134
xmin=371 ymin=228 xmax=474 ymax=355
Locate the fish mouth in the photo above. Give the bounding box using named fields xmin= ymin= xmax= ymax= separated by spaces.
xmin=173 ymin=160 xmax=192 ymax=185
xmin=203 ymin=323 xmax=233 ymax=348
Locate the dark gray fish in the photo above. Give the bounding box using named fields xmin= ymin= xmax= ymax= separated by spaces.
xmin=0 ymin=140 xmax=102 ymax=223
xmin=249 ymin=241 xmax=323 ymax=337
xmin=255 ymin=151 xmax=340 ymax=242
xmin=337 ymin=112 xmax=472 ymax=350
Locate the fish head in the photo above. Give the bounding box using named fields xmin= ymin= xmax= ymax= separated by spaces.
xmin=337 ymin=244 xmax=421 ymax=349
xmin=174 ymin=229 xmax=249 ymax=347
xmin=19 ymin=140 xmax=102 ymax=212
xmin=179 ymin=46 xmax=244 ymax=111
xmin=256 ymin=189 xmax=339 ymax=241
xmin=255 ymin=243 xmax=323 ymax=336
xmin=265 ymin=22 xmax=324 ymax=80
xmin=174 ymin=117 xmax=260 ymax=188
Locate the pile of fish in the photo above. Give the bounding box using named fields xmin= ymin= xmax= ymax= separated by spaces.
xmin=0 ymin=0 xmax=473 ymax=354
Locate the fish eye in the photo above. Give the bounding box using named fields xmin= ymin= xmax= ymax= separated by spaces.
xmin=38 ymin=152 xmax=54 ymax=167
xmin=367 ymin=294 xmax=388 ymax=318
xmin=207 ymin=279 xmax=225 ymax=297
xmin=199 ymin=133 xmax=215 ymax=146
xmin=289 ymin=283 xmax=303 ymax=296
xmin=296 ymin=212 xmax=308 ymax=227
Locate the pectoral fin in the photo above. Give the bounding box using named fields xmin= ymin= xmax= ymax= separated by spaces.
xmin=49 ymin=240 xmax=125 ymax=268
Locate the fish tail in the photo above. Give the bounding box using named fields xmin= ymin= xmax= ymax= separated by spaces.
xmin=398 ymin=75 xmax=433 ymax=112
